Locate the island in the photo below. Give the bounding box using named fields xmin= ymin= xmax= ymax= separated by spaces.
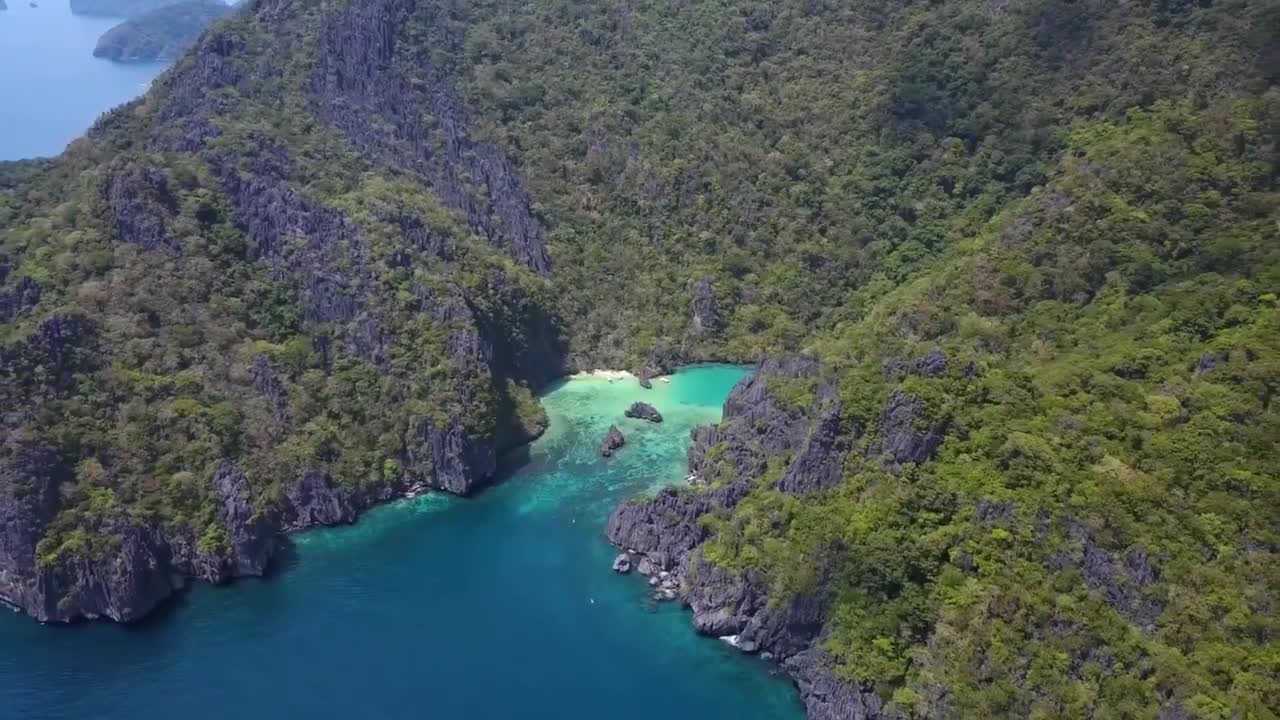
xmin=93 ymin=0 xmax=232 ymax=63
xmin=71 ymin=0 xmax=188 ymax=17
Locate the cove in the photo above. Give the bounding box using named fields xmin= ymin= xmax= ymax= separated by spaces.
xmin=0 ymin=1 xmax=164 ymax=160
xmin=0 ymin=365 xmax=805 ymax=720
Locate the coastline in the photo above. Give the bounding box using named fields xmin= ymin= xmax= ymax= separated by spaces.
xmin=3 ymin=363 xmax=720 ymax=625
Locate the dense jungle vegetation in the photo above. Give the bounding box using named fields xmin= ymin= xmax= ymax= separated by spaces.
xmin=1 ymin=0 xmax=1276 ymax=715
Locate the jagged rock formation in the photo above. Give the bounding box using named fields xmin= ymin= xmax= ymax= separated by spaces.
xmin=600 ymin=425 xmax=626 ymax=457
xmin=624 ymin=402 xmax=663 ymax=423
xmin=94 ymin=0 xmax=234 ymax=64
xmin=312 ymin=0 xmax=552 ymax=276
xmin=689 ymin=277 xmax=721 ymax=337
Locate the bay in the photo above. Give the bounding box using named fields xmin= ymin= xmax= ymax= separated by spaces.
xmin=0 ymin=365 xmax=805 ymax=720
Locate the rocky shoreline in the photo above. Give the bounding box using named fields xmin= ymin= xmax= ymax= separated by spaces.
xmin=603 ymin=356 xmax=950 ymax=720
xmin=0 ymin=419 xmax=540 ymax=624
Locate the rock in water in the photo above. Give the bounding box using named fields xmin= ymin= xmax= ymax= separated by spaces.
xmin=93 ymin=0 xmax=234 ymax=64
xmin=600 ymin=424 xmax=626 ymax=457
xmin=611 ymin=553 xmax=632 ymax=574
xmin=624 ymin=402 xmax=663 ymax=423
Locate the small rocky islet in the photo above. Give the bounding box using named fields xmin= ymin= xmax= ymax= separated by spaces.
xmin=599 ymin=424 xmax=626 ymax=457
xmin=624 ymin=401 xmax=663 ymax=423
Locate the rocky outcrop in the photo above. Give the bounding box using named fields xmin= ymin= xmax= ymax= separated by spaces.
xmin=600 ymin=425 xmax=626 ymax=457
xmin=0 ymin=453 xmax=277 ymax=623
xmin=882 ymin=349 xmax=948 ymax=379
xmin=786 ymin=649 xmax=893 ymax=720
xmin=248 ymin=354 xmax=290 ymax=428
xmin=867 ymin=391 xmax=946 ymax=468
xmin=283 ymin=469 xmax=357 ymax=528
xmin=1056 ymin=521 xmax=1164 ymax=632
xmin=0 ymin=274 xmax=41 ymax=323
xmin=404 ymin=417 xmax=497 ymax=496
xmin=624 ymin=401 xmax=663 ymax=423
xmin=208 ymin=462 xmax=275 ymax=577
xmin=777 ymin=403 xmax=849 ymax=496
xmin=689 ymin=277 xmax=721 ymax=336
xmin=102 ymin=161 xmax=176 ymax=252
xmin=0 ymin=444 xmax=67 ymax=622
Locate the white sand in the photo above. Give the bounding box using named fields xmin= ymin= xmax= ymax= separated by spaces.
xmin=570 ymin=369 xmax=636 ymax=381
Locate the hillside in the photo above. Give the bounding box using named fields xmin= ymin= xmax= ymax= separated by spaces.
xmin=94 ymin=0 xmax=234 ymax=63
xmin=1 ymin=0 xmax=1277 ymax=717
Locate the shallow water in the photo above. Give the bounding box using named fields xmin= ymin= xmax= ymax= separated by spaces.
xmin=0 ymin=1 xmax=164 ymax=160
xmin=0 ymin=365 xmax=805 ymax=720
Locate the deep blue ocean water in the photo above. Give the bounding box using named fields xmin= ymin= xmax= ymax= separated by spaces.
xmin=0 ymin=366 xmax=805 ymax=719
xmin=0 ymin=1 xmax=164 ymax=160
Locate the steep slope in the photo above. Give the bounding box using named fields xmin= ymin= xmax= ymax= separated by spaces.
xmin=2 ymin=0 xmax=564 ymax=622
xmin=0 ymin=0 xmax=1276 ymax=717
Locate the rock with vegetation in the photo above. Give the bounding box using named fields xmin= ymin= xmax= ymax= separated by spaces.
xmin=0 ymin=0 xmax=1276 ymax=717
xmin=94 ymin=0 xmax=234 ymax=64
xmin=624 ymin=402 xmax=663 ymax=424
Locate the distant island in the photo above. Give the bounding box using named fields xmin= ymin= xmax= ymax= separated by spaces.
xmin=93 ymin=0 xmax=231 ymax=63
xmin=70 ymin=0 xmax=186 ymax=17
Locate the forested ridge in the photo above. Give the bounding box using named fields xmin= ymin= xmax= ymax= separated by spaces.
xmin=0 ymin=0 xmax=1276 ymax=717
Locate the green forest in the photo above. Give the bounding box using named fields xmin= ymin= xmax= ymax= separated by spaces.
xmin=1 ymin=0 xmax=1276 ymax=716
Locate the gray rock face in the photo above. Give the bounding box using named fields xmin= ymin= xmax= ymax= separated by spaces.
xmin=867 ymin=390 xmax=946 ymax=468
xmin=600 ymin=425 xmax=626 ymax=457
xmin=103 ymin=161 xmax=176 ymax=252
xmin=1059 ymin=521 xmax=1164 ymax=632
xmin=786 ymin=649 xmax=892 ymax=720
xmin=208 ymin=462 xmax=275 ymax=577
xmin=689 ymin=277 xmax=721 ymax=336
xmin=0 ymin=452 xmax=276 ymax=623
xmin=248 ymin=354 xmax=290 ymax=428
xmin=624 ymin=402 xmax=663 ymax=423
xmin=612 ymin=554 xmax=632 ymax=574
xmin=882 ymin=349 xmax=948 ymax=379
xmin=404 ymin=418 xmax=497 ymax=496
xmin=0 ymin=444 xmax=66 ymax=621
xmin=0 ymin=274 xmax=41 ymax=323
xmin=777 ymin=403 xmax=849 ymax=496
xmin=283 ymin=469 xmax=357 ymax=528
xmin=313 ymin=0 xmax=551 ymax=275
